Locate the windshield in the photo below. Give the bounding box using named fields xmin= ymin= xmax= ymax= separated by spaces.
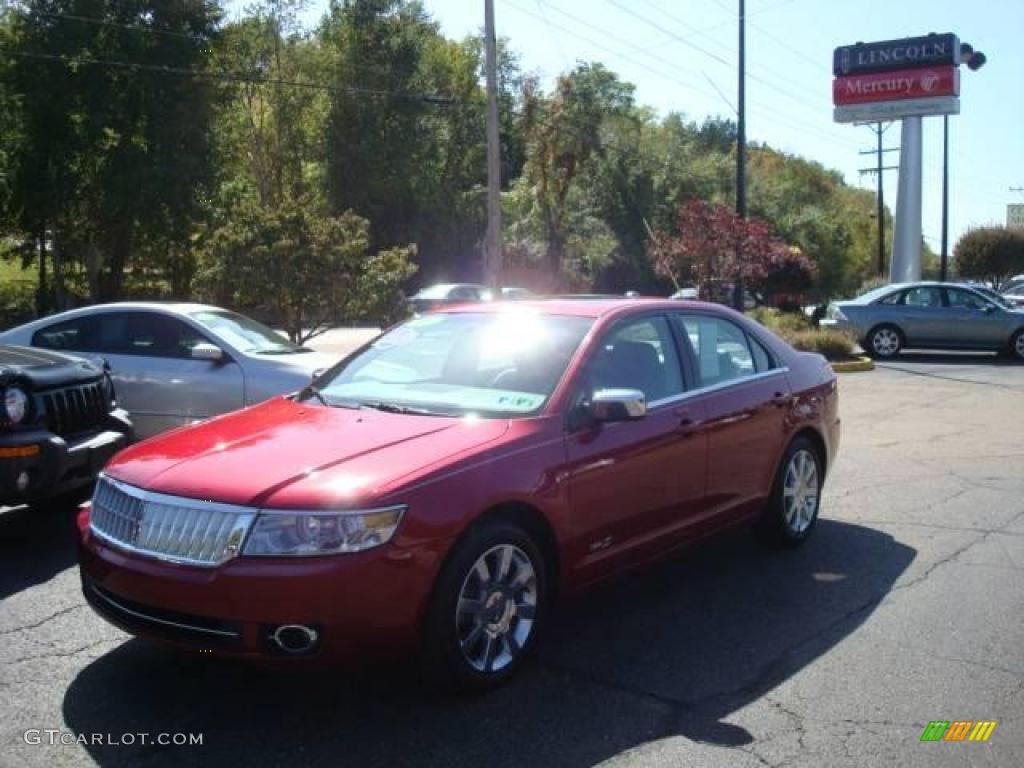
xmin=860 ymin=285 xmax=902 ymax=304
xmin=190 ymin=310 xmax=310 ymax=355
xmin=308 ymin=312 xmax=594 ymax=417
xmin=968 ymin=286 xmax=1011 ymax=309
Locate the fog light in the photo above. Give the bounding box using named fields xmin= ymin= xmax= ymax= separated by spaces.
xmin=16 ymin=470 xmax=30 ymax=492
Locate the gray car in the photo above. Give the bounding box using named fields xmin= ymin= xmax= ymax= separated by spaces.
xmin=821 ymin=282 xmax=1024 ymax=360
xmin=0 ymin=303 xmax=339 ymax=439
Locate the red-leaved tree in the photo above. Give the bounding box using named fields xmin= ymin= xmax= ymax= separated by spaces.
xmin=648 ymin=199 xmax=813 ymax=302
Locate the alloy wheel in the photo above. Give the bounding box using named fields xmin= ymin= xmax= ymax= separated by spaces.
xmin=1015 ymin=333 xmax=1024 ymax=360
xmin=455 ymin=544 xmax=538 ymax=673
xmin=783 ymin=449 xmax=819 ymax=535
xmin=871 ymin=328 xmax=900 ymax=357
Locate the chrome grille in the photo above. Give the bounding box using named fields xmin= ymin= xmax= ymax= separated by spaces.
xmin=90 ymin=476 xmax=256 ymax=567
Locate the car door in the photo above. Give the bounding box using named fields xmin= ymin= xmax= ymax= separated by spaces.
xmin=671 ymin=312 xmax=789 ymax=526
xmin=564 ymin=314 xmax=707 ymax=584
xmin=897 ymin=286 xmax=948 ymax=346
xmin=942 ymin=287 xmax=1009 ymax=349
xmin=32 ymin=311 xmax=244 ymax=439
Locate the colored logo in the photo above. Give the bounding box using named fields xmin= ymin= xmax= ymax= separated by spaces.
xmin=920 ymin=71 xmax=939 ymax=92
xmin=920 ymin=721 xmax=997 ymax=742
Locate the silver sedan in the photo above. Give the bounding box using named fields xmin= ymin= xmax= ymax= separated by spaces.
xmin=0 ymin=303 xmax=340 ymax=439
xmin=821 ymin=282 xmax=1024 ymax=360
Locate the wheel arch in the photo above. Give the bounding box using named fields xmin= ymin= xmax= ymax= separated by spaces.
xmin=473 ymin=501 xmax=562 ymax=599
xmin=864 ymin=321 xmax=905 ymax=347
xmin=791 ymin=426 xmax=829 ymax=478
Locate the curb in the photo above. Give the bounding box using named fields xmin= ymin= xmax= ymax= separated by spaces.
xmin=830 ymin=356 xmax=875 ymax=373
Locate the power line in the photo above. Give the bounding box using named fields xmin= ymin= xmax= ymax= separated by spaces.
xmin=504 ymin=0 xmax=860 ymax=151
xmin=34 ymin=11 xmax=213 ymax=43
xmin=0 ymin=47 xmax=456 ymax=104
xmin=604 ymin=0 xmax=831 ymax=118
xmin=500 ymin=0 xmax=724 ymax=105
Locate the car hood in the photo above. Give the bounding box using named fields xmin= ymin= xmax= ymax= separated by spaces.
xmin=245 ymin=350 xmax=342 ymax=373
xmin=105 ymin=397 xmax=510 ymax=508
xmin=0 ymin=344 xmax=104 ymax=388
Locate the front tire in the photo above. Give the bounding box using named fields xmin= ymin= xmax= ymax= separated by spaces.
xmin=757 ymin=437 xmax=823 ymax=547
xmin=866 ymin=324 xmax=902 ymax=359
xmin=422 ymin=520 xmax=547 ymax=691
xmin=1010 ymin=329 xmax=1024 ymax=362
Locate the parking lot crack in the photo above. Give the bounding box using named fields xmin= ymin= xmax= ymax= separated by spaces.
xmin=0 ymin=604 xmax=84 ymax=637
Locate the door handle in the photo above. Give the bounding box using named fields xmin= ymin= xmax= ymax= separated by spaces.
xmin=673 ymin=408 xmax=700 ymax=432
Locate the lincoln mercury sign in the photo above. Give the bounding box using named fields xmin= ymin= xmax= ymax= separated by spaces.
xmin=833 ymin=66 xmax=958 ymax=105
xmin=833 ymin=33 xmax=960 ymax=76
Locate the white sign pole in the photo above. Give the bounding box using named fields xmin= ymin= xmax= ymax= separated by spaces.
xmin=891 ymin=115 xmax=923 ymax=282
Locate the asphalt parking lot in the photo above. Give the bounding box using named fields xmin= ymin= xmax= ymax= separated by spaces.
xmin=1 ymin=351 xmax=1022 ymax=768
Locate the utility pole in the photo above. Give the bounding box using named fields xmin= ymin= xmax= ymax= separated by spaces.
xmin=733 ymin=0 xmax=746 ymax=311
xmin=858 ymin=122 xmax=897 ymax=276
xmin=483 ymin=0 xmax=502 ymax=291
xmin=940 ymin=115 xmax=949 ymax=281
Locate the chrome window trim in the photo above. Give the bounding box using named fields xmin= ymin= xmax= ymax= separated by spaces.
xmin=647 ymin=366 xmax=790 ymax=410
xmin=87 ymin=582 xmax=240 ymax=639
xmin=90 ymin=474 xmax=257 ymax=568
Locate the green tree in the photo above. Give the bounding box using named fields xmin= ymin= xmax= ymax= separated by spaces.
xmin=196 ymin=200 xmax=416 ymax=343
xmin=3 ymin=0 xmax=220 ymax=302
xmin=514 ymin=62 xmax=634 ymax=287
xmin=954 ymin=227 xmax=1024 ymax=287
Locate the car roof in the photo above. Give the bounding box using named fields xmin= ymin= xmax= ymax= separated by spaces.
xmin=433 ymin=297 xmax=716 ymax=318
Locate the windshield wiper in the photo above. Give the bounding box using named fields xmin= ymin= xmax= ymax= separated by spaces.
xmin=297 ymin=385 xmax=363 ymax=410
xmin=255 ymin=347 xmax=310 ymax=355
xmin=359 ymin=401 xmax=446 ymax=417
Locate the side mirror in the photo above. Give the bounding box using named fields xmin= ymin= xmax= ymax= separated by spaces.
xmin=981 ymin=304 xmax=996 ymax=313
xmin=590 ymin=388 xmax=647 ymax=422
xmin=311 ymin=367 xmax=328 ymax=384
xmin=191 ymin=343 xmax=224 ymax=362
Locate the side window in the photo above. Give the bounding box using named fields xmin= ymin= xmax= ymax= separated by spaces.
xmin=35 ymin=312 xmax=210 ymax=358
xmin=749 ymin=334 xmax=775 ymax=373
xmin=878 ymin=291 xmax=903 ymax=305
xmin=674 ymin=315 xmax=757 ymax=387
xmin=903 ymin=287 xmax=942 ymax=308
xmin=33 ymin=316 xmax=101 ymax=351
xmin=121 ymin=314 xmax=210 ymax=358
xmin=945 ymin=288 xmax=988 ymax=310
xmin=584 ymin=316 xmax=683 ymax=402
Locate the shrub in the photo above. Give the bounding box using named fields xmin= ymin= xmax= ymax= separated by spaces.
xmin=748 ymin=306 xmax=812 ymax=334
xmin=781 ymin=328 xmax=857 ymax=360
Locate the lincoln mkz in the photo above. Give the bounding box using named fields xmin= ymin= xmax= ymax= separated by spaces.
xmin=78 ymin=299 xmax=840 ymax=689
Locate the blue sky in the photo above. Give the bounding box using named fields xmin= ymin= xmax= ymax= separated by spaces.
xmin=229 ymin=0 xmax=1024 ymax=249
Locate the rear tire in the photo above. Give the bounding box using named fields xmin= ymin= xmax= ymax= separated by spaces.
xmin=421 ymin=520 xmax=548 ymax=692
xmin=865 ymin=324 xmax=902 ymax=359
xmin=757 ymin=436 xmax=823 ymax=548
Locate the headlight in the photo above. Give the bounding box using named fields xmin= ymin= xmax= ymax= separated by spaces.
xmin=3 ymin=387 xmax=29 ymax=425
xmin=827 ymin=304 xmax=848 ymax=322
xmin=242 ymin=506 xmax=405 ymax=557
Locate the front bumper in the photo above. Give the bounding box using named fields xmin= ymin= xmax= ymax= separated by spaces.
xmin=0 ymin=409 xmax=132 ymax=505
xmin=78 ymin=515 xmax=447 ymax=663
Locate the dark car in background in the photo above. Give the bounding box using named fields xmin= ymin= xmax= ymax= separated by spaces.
xmin=407 ymin=283 xmax=493 ymax=314
xmin=1 ymin=345 xmax=132 ymax=505
xmin=822 ymin=281 xmax=1024 ymax=360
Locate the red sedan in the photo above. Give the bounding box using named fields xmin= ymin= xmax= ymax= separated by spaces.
xmin=78 ymin=299 xmax=840 ymax=689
